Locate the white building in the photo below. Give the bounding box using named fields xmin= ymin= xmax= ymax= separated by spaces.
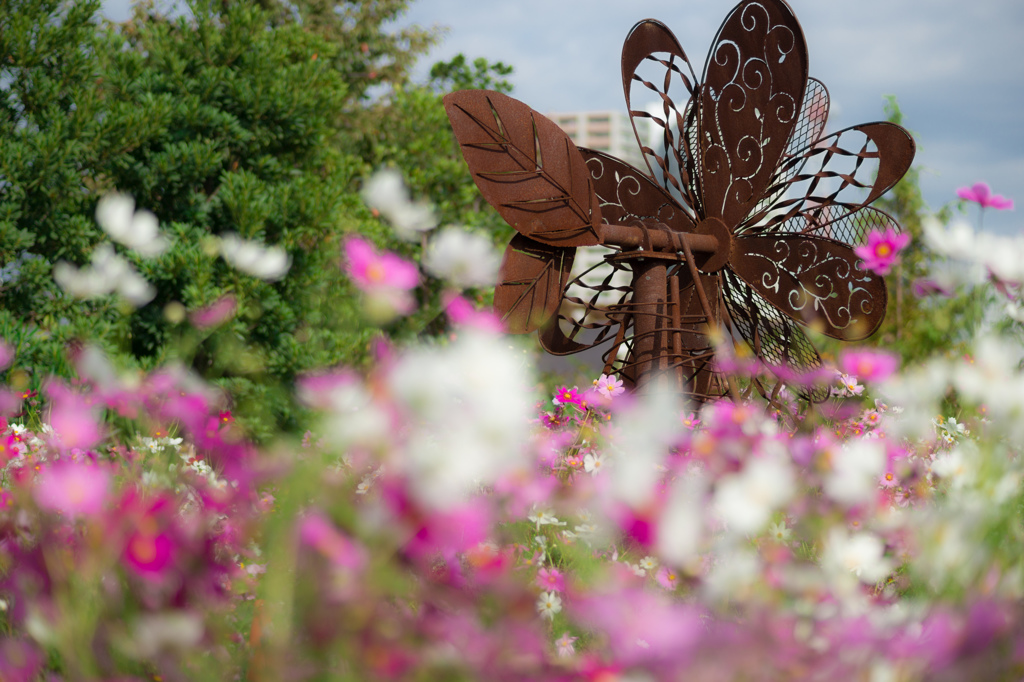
xmin=546 ymin=110 xmax=653 ymax=172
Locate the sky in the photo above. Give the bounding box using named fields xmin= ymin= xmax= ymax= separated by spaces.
xmin=396 ymin=0 xmax=1024 ymax=235
xmin=103 ymin=0 xmax=1024 ymax=234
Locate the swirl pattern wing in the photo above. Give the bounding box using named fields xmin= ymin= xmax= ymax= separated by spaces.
xmin=697 ymin=0 xmax=808 ymax=227
xmin=621 ymin=20 xmax=700 ymax=210
xmin=578 ymin=148 xmax=695 ymax=232
xmin=743 ymin=122 xmax=915 ymax=234
xmin=494 ymin=234 xmax=575 ymax=334
xmin=729 ymin=234 xmax=886 ymax=340
xmin=444 ymin=90 xmax=602 ymax=247
xmin=720 ymin=268 xmax=828 ymax=401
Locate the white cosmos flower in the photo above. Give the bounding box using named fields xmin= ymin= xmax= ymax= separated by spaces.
xmin=362 ymin=169 xmax=437 ymax=240
xmin=54 ymin=243 xmax=155 ymax=306
xmin=536 ymin=591 xmax=562 ymax=620
xmin=96 ymin=193 xmax=168 ymax=257
xmin=422 ymin=226 xmax=500 ymax=288
xmin=219 ymin=233 xmax=290 ymax=281
xmin=386 ymin=330 xmax=533 ymax=509
xmin=714 ymin=454 xmax=795 ymax=535
xmin=822 ymin=528 xmax=892 ymax=585
xmin=583 ymin=453 xmax=603 ymax=475
xmin=824 ymin=439 xmax=886 ymax=506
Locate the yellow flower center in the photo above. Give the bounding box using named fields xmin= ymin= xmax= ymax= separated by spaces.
xmin=875 ymin=243 xmax=892 ymax=257
xmin=366 ymin=262 xmax=385 ymax=283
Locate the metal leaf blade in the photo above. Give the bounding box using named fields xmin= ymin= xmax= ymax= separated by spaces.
xmin=444 ymin=89 xmax=602 ymax=247
xmin=494 ymin=234 xmax=576 ymax=334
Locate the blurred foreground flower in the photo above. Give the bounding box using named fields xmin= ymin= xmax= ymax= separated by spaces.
xmin=854 ymin=226 xmax=910 ymax=276
xmin=957 ymin=181 xmax=1014 ymax=210
xmin=96 ymin=193 xmax=168 ymax=257
xmin=343 ymin=236 xmax=420 ymax=322
xmin=362 ymin=168 xmax=437 ymax=240
xmin=33 ymin=461 xmax=111 ymax=518
xmin=53 ymin=243 xmax=155 ymax=306
xmin=218 ymin=233 xmax=290 ymax=281
xmin=423 ymin=226 xmax=500 ymax=288
xmin=839 ymin=348 xmax=899 ymax=383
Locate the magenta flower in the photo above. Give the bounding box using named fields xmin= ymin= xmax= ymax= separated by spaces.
xmin=124 ymin=527 xmax=176 ymax=578
xmin=343 ymin=236 xmax=420 ymax=318
xmin=957 ymin=182 xmax=1014 ymax=210
xmin=189 ymin=294 xmax=237 ymax=328
xmin=536 ymin=566 xmax=565 ymax=592
xmin=839 ymin=349 xmax=900 ymax=383
xmin=33 ymin=461 xmax=112 ymax=518
xmin=553 ymin=386 xmax=582 ymax=408
xmin=47 ymin=383 xmax=103 ymax=451
xmin=853 ymin=226 xmax=910 ymax=276
xmin=298 ymin=511 xmax=366 ymax=571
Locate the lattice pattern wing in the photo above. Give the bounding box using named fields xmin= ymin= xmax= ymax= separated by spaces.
xmin=752 ymin=77 xmax=830 ymax=218
xmin=721 ymin=268 xmax=828 ymax=401
xmin=696 ymin=0 xmax=808 ymax=227
xmin=730 ymin=234 xmax=887 ymax=340
xmin=621 ymin=19 xmax=701 ymax=210
xmin=539 ymin=249 xmax=634 ymax=355
xmin=773 ymin=205 xmax=901 ymax=247
xmin=741 ymin=122 xmax=915 ymax=235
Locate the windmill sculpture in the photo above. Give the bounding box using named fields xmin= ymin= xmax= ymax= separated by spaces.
xmin=443 ymin=0 xmax=915 ymax=403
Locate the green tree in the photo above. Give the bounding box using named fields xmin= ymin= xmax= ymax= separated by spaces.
xmin=0 ymin=0 xmax=410 ymax=438
xmin=870 ymin=97 xmax=986 ymax=365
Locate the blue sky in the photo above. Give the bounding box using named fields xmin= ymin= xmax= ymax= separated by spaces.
xmin=104 ymin=0 xmax=1023 ymax=235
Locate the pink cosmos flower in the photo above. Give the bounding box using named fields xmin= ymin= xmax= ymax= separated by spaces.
xmin=444 ymin=294 xmax=504 ymax=333
xmin=47 ymin=381 xmax=106 ymax=450
xmin=836 ymin=372 xmax=864 ymax=397
xmin=655 ymin=565 xmax=678 ymax=591
xmin=124 ymin=526 xmax=176 ymax=578
xmin=536 ymin=566 xmax=565 ymax=592
xmin=879 ymin=471 xmax=899 ymax=489
xmin=33 ymin=461 xmax=112 ymax=518
xmin=594 ymin=374 xmax=625 ymax=399
xmin=298 ymin=511 xmax=366 ymax=571
xmin=957 ymin=182 xmax=1014 ymax=210
xmin=555 ymin=632 xmax=577 ymax=658
xmin=343 ymin=236 xmax=420 ymax=316
xmin=553 ymin=386 xmax=582 ymax=408
xmin=854 ymin=226 xmax=910 ymax=276
xmin=189 ymin=294 xmax=237 ymax=328
xmin=680 ymin=412 xmax=701 ymax=430
xmin=839 ymin=349 xmax=900 ymax=383
xmin=912 ymin=278 xmax=954 ymax=298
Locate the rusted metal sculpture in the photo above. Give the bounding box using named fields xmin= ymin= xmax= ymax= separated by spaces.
xmin=443 ymin=0 xmax=915 ymax=403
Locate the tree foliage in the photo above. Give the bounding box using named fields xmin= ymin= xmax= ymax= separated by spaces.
xmin=0 ymin=0 xmax=436 ymax=438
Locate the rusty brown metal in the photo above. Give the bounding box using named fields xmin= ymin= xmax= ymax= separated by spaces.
xmin=444 ymin=0 xmax=916 ymax=404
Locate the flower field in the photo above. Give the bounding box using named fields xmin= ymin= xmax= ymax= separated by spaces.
xmin=1 ymin=174 xmax=1023 ymax=681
